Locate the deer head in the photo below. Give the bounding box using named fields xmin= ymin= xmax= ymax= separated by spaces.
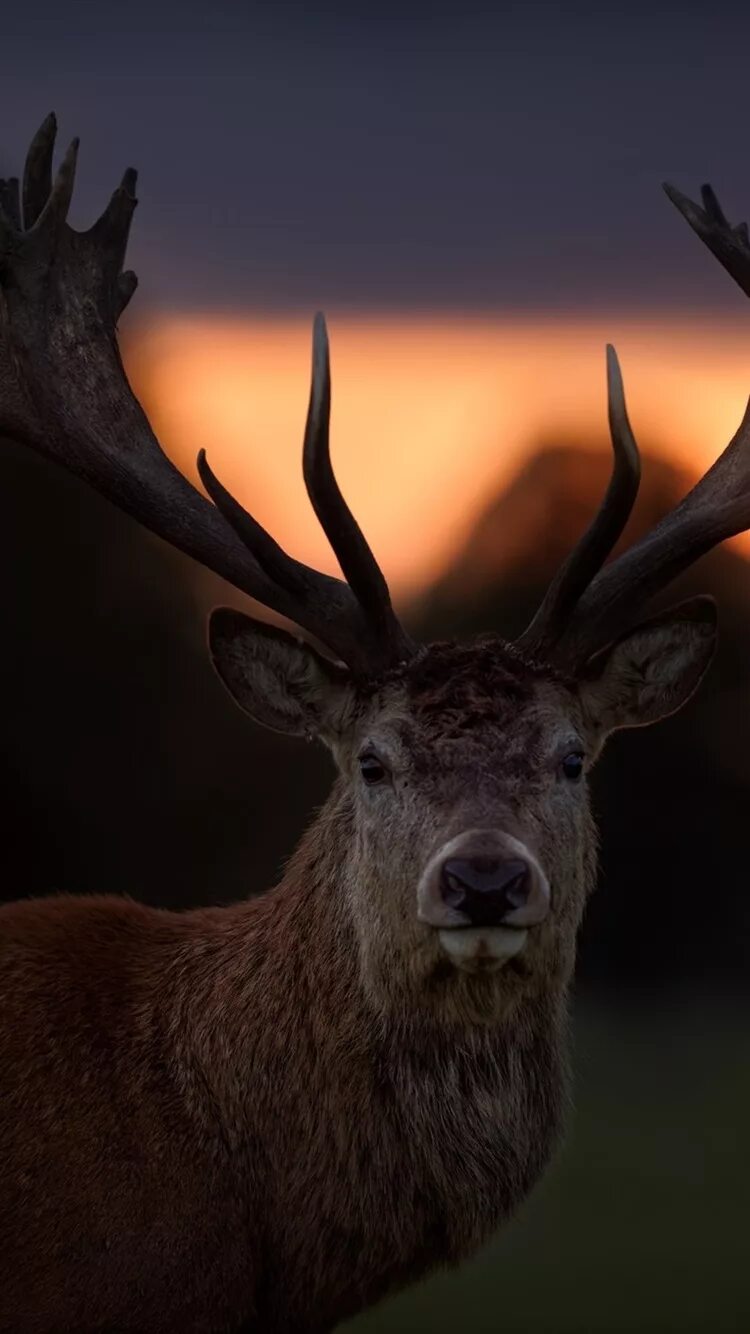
xmin=0 ymin=117 xmax=746 ymax=1028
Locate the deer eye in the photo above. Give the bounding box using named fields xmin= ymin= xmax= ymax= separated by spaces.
xmin=560 ymin=751 xmax=584 ymax=782
xmin=359 ymin=751 xmax=389 ymax=786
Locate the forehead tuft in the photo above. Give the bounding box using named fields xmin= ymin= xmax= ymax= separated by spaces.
xmin=367 ymin=636 xmax=562 ymax=737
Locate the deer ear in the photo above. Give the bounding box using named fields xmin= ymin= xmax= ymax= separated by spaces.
xmin=208 ymin=609 xmax=355 ymax=739
xmin=578 ymin=596 xmax=717 ymax=741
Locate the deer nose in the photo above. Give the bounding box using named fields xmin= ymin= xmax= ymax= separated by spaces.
xmin=440 ymin=856 xmax=530 ymax=928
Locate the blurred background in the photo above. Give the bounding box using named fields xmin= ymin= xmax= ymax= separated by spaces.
xmin=1 ymin=3 xmax=749 ymax=1330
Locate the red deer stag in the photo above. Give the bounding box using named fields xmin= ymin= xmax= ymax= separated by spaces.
xmin=0 ymin=117 xmax=748 ymax=1334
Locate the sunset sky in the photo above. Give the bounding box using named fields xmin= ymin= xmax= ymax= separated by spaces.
xmin=130 ymin=313 xmax=750 ymax=598
xmin=2 ymin=4 xmax=750 ymax=599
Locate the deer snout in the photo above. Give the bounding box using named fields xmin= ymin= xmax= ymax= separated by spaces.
xmin=440 ymin=856 xmax=531 ymax=927
xmin=417 ymin=828 xmax=550 ymax=947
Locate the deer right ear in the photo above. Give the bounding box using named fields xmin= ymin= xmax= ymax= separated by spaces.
xmin=208 ymin=609 xmax=356 ymax=740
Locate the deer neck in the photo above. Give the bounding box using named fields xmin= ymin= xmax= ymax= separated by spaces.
xmin=169 ymin=784 xmax=568 ymax=1325
xmin=177 ymin=779 xmax=568 ymax=1139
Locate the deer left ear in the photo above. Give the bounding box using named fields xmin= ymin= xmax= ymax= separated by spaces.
xmin=208 ymin=609 xmax=356 ymax=740
xmin=578 ymin=596 xmax=717 ymax=740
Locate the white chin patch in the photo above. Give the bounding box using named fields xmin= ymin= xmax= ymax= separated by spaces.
xmin=437 ymin=926 xmax=529 ymax=974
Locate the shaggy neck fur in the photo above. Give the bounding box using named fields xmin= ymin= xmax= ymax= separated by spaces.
xmin=171 ymin=787 xmax=571 ymax=1331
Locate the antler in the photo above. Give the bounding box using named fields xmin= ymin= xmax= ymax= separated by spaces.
xmin=516 ymin=346 xmax=641 ymax=658
xmin=519 ymin=176 xmax=750 ymax=668
xmin=0 ymin=115 xmax=413 ymax=676
xmin=663 ymin=181 xmax=750 ymax=299
xmin=548 ymin=394 xmax=750 ymax=666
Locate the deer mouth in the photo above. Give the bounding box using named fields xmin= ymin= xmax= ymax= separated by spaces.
xmin=436 ymin=924 xmax=529 ymax=974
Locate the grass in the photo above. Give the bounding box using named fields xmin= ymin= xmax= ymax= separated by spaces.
xmin=344 ymin=995 xmax=750 ymax=1333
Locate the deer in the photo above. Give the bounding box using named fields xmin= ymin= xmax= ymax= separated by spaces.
xmin=0 ymin=114 xmax=748 ymax=1334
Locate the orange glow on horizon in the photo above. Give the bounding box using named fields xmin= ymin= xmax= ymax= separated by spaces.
xmin=127 ymin=314 xmax=750 ymax=600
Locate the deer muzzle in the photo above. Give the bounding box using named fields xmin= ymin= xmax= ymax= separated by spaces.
xmin=417 ymin=829 xmax=550 ymax=972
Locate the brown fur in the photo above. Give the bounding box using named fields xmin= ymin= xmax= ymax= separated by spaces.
xmin=0 ymin=622 xmax=714 ymax=1332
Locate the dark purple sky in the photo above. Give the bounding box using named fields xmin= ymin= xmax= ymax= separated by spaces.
xmin=1 ymin=2 xmax=748 ymax=314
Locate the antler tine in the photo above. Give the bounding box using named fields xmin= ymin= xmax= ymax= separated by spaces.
xmin=195 ymin=443 xmax=375 ymax=669
xmin=302 ymin=314 xmax=413 ymax=661
xmin=197 ymin=450 xmax=310 ymax=599
xmin=517 ymin=346 xmax=641 ymax=658
xmin=22 ymin=111 xmax=56 ymax=228
xmin=35 ymin=137 xmax=79 ymax=233
xmin=664 ymin=180 xmax=750 ymax=298
xmin=192 ymin=312 xmax=413 ymax=672
xmin=551 ymin=394 xmax=750 ymax=667
xmin=0 ymin=116 xmax=413 ymax=679
xmin=89 ymin=166 xmax=139 ymax=279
